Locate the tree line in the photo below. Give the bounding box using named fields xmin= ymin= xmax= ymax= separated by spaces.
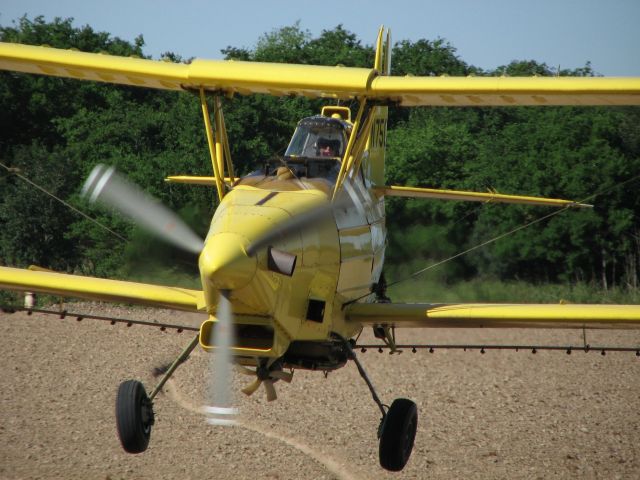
xmin=1 ymin=16 xmax=639 ymax=291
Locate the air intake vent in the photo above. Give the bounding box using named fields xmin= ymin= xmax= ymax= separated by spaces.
xmin=306 ymin=299 xmax=326 ymax=323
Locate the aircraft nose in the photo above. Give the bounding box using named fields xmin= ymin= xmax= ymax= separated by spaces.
xmin=199 ymin=232 xmax=257 ymax=291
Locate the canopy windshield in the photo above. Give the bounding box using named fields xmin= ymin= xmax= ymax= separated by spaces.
xmin=284 ymin=116 xmax=349 ymax=159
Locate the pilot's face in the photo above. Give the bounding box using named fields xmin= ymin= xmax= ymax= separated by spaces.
xmin=319 ymin=144 xmax=334 ymax=156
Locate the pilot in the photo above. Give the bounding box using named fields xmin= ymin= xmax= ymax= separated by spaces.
xmin=317 ymin=138 xmax=339 ymax=157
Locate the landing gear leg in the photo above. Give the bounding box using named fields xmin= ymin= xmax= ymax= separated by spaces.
xmin=336 ymin=333 xmax=418 ymax=472
xmin=115 ymin=333 xmax=200 ymax=454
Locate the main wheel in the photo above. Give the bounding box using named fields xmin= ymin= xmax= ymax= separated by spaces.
xmin=379 ymin=398 xmax=418 ymax=471
xmin=115 ymin=380 xmax=154 ymax=454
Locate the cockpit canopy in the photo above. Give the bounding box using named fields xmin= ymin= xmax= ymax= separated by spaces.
xmin=284 ymin=116 xmax=350 ymax=159
xmin=237 ymin=115 xmax=351 ymax=192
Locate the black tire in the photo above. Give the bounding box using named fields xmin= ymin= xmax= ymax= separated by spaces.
xmin=115 ymin=380 xmax=154 ymax=454
xmin=379 ymin=398 xmax=418 ymax=472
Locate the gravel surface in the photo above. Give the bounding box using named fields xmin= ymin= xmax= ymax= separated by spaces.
xmin=1 ymin=303 xmax=639 ymax=479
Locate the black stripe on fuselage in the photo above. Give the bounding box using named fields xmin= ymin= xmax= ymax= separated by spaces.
xmin=255 ymin=191 xmax=279 ymax=206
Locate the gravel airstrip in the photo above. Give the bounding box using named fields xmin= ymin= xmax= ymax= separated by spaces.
xmin=1 ymin=303 xmax=639 ymax=479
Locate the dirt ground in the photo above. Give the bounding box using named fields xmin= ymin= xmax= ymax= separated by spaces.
xmin=1 ymin=303 xmax=639 ymax=480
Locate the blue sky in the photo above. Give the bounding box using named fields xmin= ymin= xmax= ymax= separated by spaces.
xmin=1 ymin=0 xmax=639 ymax=75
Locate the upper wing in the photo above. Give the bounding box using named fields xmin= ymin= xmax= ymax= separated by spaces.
xmin=0 ymin=42 xmax=373 ymax=99
xmin=1 ymin=42 xmax=639 ymax=106
xmin=345 ymin=302 xmax=640 ymax=329
xmin=370 ymin=76 xmax=640 ymax=106
xmin=0 ymin=266 xmax=204 ymax=311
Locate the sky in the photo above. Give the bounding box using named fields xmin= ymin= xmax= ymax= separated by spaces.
xmin=1 ymin=0 xmax=639 ymax=76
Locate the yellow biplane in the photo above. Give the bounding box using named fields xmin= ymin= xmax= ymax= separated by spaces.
xmin=1 ymin=27 xmax=640 ymax=472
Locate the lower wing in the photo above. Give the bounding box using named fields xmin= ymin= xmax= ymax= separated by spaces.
xmin=345 ymin=302 xmax=640 ymax=329
xmin=0 ymin=266 xmax=204 ymax=311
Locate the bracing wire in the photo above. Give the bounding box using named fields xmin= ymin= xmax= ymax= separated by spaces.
xmin=0 ymin=160 xmax=127 ymax=242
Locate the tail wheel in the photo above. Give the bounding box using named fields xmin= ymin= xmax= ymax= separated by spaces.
xmin=115 ymin=380 xmax=154 ymax=454
xmin=379 ymin=398 xmax=418 ymax=471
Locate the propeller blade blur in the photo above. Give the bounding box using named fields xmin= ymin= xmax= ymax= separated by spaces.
xmin=82 ymin=164 xmax=204 ymax=254
xmin=204 ymin=290 xmax=237 ymax=425
xmin=246 ymin=192 xmax=351 ymax=257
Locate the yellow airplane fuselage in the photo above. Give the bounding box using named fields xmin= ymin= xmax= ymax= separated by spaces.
xmin=198 ymin=176 xmax=386 ymax=368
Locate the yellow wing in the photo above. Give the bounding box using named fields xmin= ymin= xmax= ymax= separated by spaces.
xmin=1 ymin=42 xmax=639 ymax=105
xmin=0 ymin=42 xmax=373 ymax=99
xmin=373 ymin=185 xmax=591 ymax=208
xmin=370 ymin=76 xmax=640 ymax=106
xmin=0 ymin=266 xmax=204 ymax=311
xmin=345 ymin=302 xmax=640 ymax=329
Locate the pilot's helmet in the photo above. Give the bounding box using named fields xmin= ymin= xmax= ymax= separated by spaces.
xmin=317 ymin=137 xmax=331 ymax=149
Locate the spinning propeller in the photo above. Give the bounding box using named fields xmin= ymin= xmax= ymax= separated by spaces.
xmin=82 ymin=164 xmax=204 ymax=254
xmin=203 ymin=290 xmax=237 ymax=425
xmin=82 ymin=164 xmax=239 ymax=424
xmin=81 ymin=164 xmax=346 ymax=417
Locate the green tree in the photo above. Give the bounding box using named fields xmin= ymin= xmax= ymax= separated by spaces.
xmin=392 ymin=38 xmax=473 ymax=76
xmin=0 ymin=144 xmax=79 ymax=269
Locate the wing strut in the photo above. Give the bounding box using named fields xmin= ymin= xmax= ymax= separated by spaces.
xmin=199 ymin=89 xmax=234 ymax=201
xmin=333 ymin=97 xmax=370 ymax=198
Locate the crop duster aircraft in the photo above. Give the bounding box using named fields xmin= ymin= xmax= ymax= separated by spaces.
xmin=2 ymin=27 xmax=640 ymax=472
